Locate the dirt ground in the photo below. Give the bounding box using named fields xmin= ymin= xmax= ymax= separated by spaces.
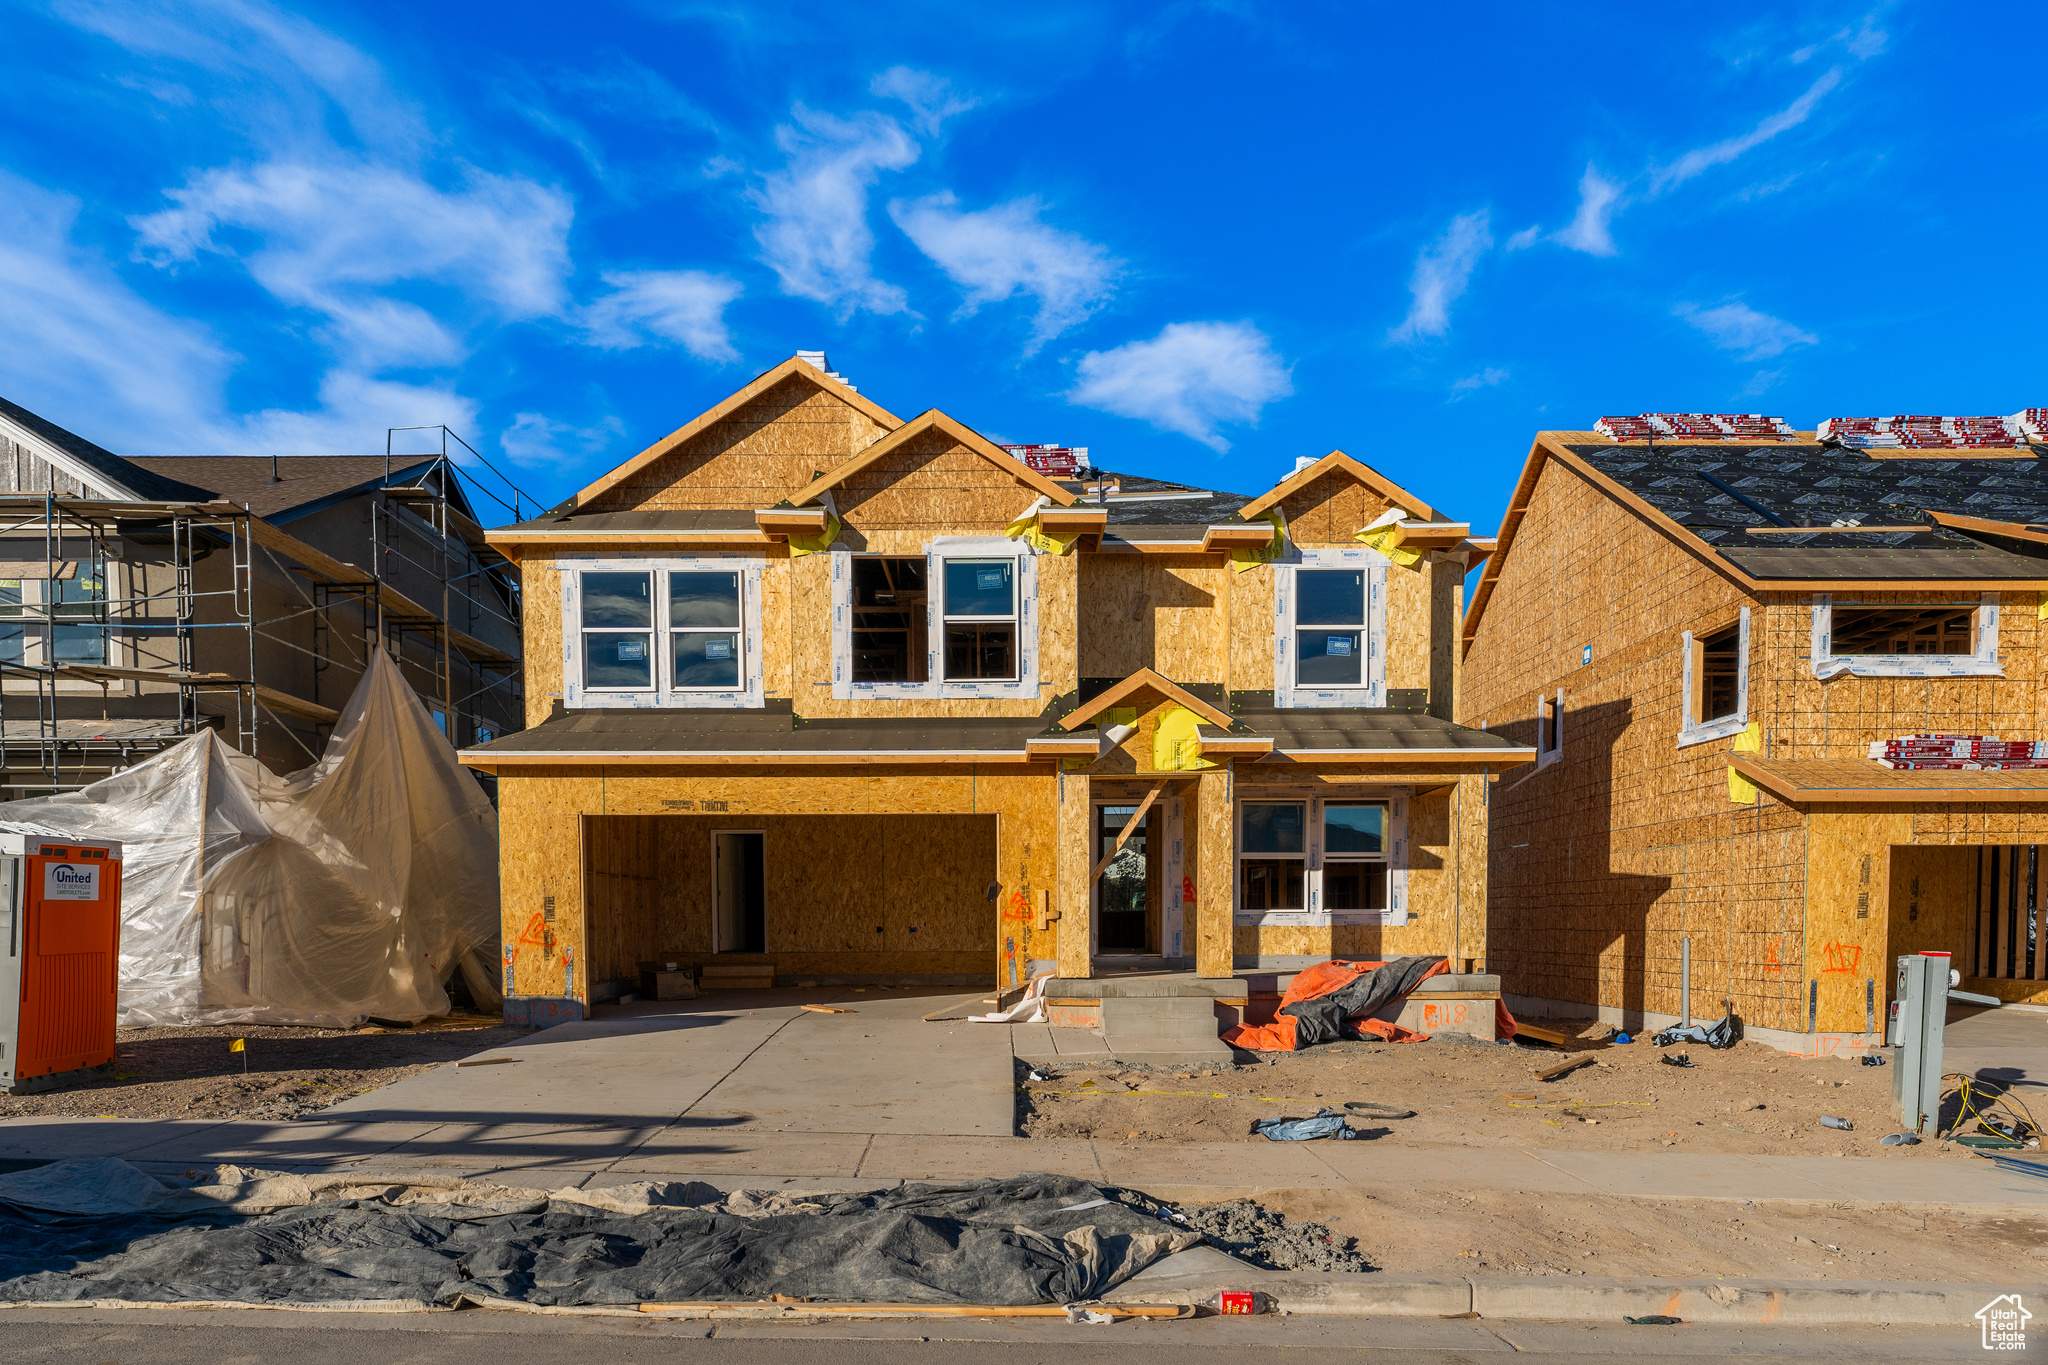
xmin=1223 ymin=1185 xmax=2048 ymax=1281
xmin=0 ymin=1015 xmax=519 ymax=1123
xmin=1018 ymin=1024 xmax=1980 ymax=1160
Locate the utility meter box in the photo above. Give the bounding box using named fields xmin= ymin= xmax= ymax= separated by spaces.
xmin=0 ymin=833 xmax=123 ymax=1094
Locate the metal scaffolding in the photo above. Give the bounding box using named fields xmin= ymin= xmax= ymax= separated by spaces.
xmin=0 ymin=434 xmax=530 ymax=792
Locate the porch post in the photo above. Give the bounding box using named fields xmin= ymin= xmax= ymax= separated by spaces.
xmin=1196 ymin=763 xmax=1234 ymax=978
xmin=1057 ymin=767 xmax=1091 ymax=978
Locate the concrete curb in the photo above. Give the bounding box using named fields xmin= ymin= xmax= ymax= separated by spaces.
xmin=1115 ymin=1268 xmax=2048 ymax=1326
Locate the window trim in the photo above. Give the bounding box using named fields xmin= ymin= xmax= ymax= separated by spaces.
xmin=561 ymin=555 xmax=763 ymax=710
xmin=940 ymin=556 xmax=1020 ymax=683
xmin=1233 ymin=793 xmax=1408 ymax=928
xmin=1810 ymin=591 xmax=2002 ymax=680
xmin=828 ymin=538 xmax=1040 ymax=700
xmin=1271 ymin=545 xmax=1388 ymax=708
xmin=1677 ymin=606 xmax=1750 ymax=748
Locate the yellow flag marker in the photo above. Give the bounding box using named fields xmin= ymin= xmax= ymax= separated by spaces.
xmin=229 ymin=1036 xmax=248 ymax=1074
xmin=228 ymin=1038 xmax=245 ymax=1052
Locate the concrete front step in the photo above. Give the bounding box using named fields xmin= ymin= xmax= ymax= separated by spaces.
xmin=1099 ymin=994 xmax=1234 ymax=1066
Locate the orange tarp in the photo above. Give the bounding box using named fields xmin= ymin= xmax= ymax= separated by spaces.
xmin=1222 ymin=958 xmax=1448 ymax=1052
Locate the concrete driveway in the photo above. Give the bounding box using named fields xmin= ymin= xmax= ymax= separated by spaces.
xmin=1945 ymin=1002 xmax=2048 ymax=1090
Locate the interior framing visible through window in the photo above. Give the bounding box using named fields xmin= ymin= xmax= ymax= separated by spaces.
xmin=941 ymin=557 xmax=1017 ymax=681
xmin=1811 ymin=592 xmax=2001 ymax=680
xmin=1536 ymin=689 xmax=1563 ymax=768
xmin=1678 ymin=606 xmax=1750 ymax=747
xmin=851 ymin=556 xmax=929 ymax=683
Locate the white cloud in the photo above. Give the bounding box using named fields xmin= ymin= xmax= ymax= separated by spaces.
xmin=0 ymin=171 xmax=231 ymax=442
xmin=578 ymin=270 xmax=742 ymax=362
xmin=132 ymin=159 xmax=574 ymax=368
xmin=1390 ymin=211 xmax=1492 ymax=342
xmin=1554 ymin=165 xmax=1623 ymax=257
xmin=1068 ymin=320 xmax=1292 ymax=452
xmin=888 ymin=192 xmax=1118 ymax=353
xmin=751 ymin=106 xmax=919 ymax=317
xmin=1451 ymin=367 xmax=1509 ymax=397
xmin=1504 ymin=225 xmax=1541 ymax=251
xmin=1674 ymin=301 xmax=1817 ymax=360
xmin=0 ymin=168 xmax=482 ymax=457
xmin=229 ymin=369 xmax=480 ymax=454
xmin=1651 ymin=69 xmax=1842 ymax=194
xmin=499 ymin=411 xmax=627 ymax=469
xmin=869 ymin=66 xmax=976 ymax=136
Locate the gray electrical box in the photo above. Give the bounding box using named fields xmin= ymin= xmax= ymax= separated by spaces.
xmin=1890 ymin=951 xmax=1949 ymax=1135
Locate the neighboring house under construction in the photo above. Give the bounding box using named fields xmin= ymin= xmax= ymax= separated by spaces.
xmin=0 ymin=395 xmax=526 ymax=790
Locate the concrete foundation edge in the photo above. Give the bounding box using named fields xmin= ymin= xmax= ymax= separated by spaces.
xmin=1115 ymin=1269 xmax=2044 ymax=1325
xmin=1504 ymin=992 xmax=1881 ymax=1057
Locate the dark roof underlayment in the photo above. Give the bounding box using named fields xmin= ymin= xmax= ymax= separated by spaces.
xmin=1569 ymin=442 xmax=2048 ymax=580
xmin=472 ymin=694 xmax=1527 ymax=759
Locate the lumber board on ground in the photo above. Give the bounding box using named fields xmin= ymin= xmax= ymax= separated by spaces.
xmin=1513 ymin=1022 xmax=1570 ymax=1046
xmin=1534 ymin=1053 xmax=1595 ymax=1082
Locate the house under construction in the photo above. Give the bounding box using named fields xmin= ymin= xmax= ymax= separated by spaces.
xmin=0 ymin=395 xmax=527 ymax=790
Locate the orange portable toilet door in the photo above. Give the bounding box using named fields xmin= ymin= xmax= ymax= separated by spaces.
xmin=19 ymin=849 xmax=121 ymax=1080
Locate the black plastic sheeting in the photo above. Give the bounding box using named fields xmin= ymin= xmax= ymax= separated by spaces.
xmin=0 ymin=1172 xmax=1198 ymax=1308
xmin=1280 ymin=955 xmax=1447 ymax=1048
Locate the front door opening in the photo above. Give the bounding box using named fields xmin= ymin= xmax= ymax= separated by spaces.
xmin=713 ymin=830 xmax=765 ymax=953
xmin=1095 ymin=803 xmax=1159 ymax=954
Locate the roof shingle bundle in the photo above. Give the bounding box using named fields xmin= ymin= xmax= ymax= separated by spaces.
xmin=1868 ymin=733 xmax=2048 ymax=770
xmin=1000 ymin=444 xmax=1091 ymax=475
xmin=2015 ymin=409 xmax=2048 ymax=443
xmin=1818 ymin=415 xmax=2025 ymax=448
xmin=1593 ymin=414 xmax=1797 ymax=441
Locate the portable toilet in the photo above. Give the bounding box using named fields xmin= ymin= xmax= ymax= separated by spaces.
xmin=0 ymin=833 xmax=123 ymax=1093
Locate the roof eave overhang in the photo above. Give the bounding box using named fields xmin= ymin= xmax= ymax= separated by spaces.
xmin=462 ymin=748 xmax=1047 ymax=771
xmin=1731 ymin=755 xmax=2048 ymax=806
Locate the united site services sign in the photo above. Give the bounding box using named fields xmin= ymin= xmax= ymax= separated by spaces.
xmin=43 ymin=862 xmax=99 ymax=901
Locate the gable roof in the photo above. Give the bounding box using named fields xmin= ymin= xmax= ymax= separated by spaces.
xmin=788 ymin=409 xmax=1077 ymax=508
xmin=1057 ymin=668 xmax=1236 ymax=731
xmin=1238 ymin=450 xmax=1442 ymax=523
xmin=1462 ymin=432 xmax=2048 ymax=656
xmin=571 ymin=356 xmax=907 ymax=510
xmin=0 ymin=395 xmax=214 ymax=502
xmin=128 ymin=456 xmax=435 ymax=520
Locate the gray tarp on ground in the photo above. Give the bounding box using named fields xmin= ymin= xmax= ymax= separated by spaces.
xmin=1280 ymin=955 xmax=1447 ymax=1048
xmin=0 ymin=1160 xmax=1199 ymax=1307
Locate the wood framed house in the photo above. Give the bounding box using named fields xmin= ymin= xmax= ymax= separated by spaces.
xmin=463 ymin=355 xmax=1525 ymax=1025
xmin=1459 ymin=428 xmax=2048 ymax=1052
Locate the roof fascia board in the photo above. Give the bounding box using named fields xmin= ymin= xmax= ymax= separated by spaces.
xmin=1461 ymin=436 xmax=1761 ymax=658
xmin=460 ymin=749 xmax=1045 ymax=769
xmin=571 ymin=357 xmax=907 ymax=510
xmin=1238 ymin=450 xmax=1442 ymax=523
xmin=0 ymin=410 xmax=144 ymax=500
xmin=788 ymin=410 xmax=1077 ymax=508
xmin=1057 ymin=667 xmax=1236 ymax=731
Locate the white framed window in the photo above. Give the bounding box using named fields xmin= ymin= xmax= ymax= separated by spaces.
xmin=1679 ymin=606 xmax=1750 ymax=747
xmin=942 ymin=557 xmax=1018 ymax=681
xmin=1271 ymin=546 xmax=1387 ymax=708
xmin=829 ymin=538 xmax=1039 ymax=700
xmin=1536 ymin=689 xmax=1563 ymax=768
xmin=1235 ymin=794 xmax=1407 ymax=927
xmin=1810 ymin=592 xmax=2002 ymax=680
xmin=562 ymin=556 xmax=763 ymax=709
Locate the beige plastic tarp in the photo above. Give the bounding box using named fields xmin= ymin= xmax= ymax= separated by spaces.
xmin=0 ymin=650 xmax=500 ymax=1028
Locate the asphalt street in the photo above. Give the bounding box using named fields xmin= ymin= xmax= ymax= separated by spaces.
xmin=0 ymin=1309 xmax=2002 ymax=1362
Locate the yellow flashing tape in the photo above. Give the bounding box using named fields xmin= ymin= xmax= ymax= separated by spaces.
xmin=2038 ymin=592 xmax=2048 ymax=621
xmin=1729 ymin=720 xmax=1763 ymax=803
xmin=1152 ymin=704 xmax=1217 ymax=772
xmin=1356 ymin=521 xmax=1423 ymax=567
xmin=1229 ymin=508 xmax=1287 ymax=574
xmin=787 ymin=512 xmax=841 ymax=558
xmin=1005 ymin=510 xmax=1079 ymax=556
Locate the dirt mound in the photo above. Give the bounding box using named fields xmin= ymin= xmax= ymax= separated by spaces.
xmin=1178 ymin=1199 xmax=1373 ymax=1272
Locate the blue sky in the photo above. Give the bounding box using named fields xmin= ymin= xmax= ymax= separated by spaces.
xmin=2 ymin=2 xmax=2042 ymax=529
